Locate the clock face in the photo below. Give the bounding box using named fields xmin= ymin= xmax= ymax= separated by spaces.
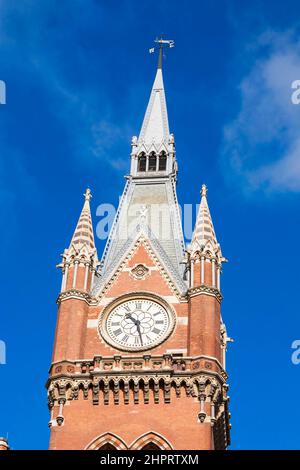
xmin=101 ymin=298 xmax=173 ymax=351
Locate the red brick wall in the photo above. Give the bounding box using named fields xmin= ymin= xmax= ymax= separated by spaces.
xmin=50 ymin=240 xmax=222 ymax=450
xmin=49 ymin=392 xmax=213 ymax=450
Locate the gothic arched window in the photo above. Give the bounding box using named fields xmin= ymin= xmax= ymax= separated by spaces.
xmin=138 ymin=153 xmax=146 ymax=172
xmin=159 ymin=151 xmax=167 ymax=171
xmin=148 ymin=152 xmax=157 ymax=171
xmin=130 ymin=431 xmax=173 ymax=450
xmin=85 ymin=432 xmax=127 ymax=450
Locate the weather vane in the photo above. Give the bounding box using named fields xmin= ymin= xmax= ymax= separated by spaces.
xmin=149 ymin=36 xmax=175 ymax=68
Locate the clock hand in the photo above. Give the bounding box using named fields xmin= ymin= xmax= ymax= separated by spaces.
xmin=125 ymin=313 xmax=137 ymax=324
xmin=125 ymin=313 xmax=143 ymax=345
xmin=136 ymin=322 xmax=143 ymax=346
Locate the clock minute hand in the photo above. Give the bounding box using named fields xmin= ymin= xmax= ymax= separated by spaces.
xmin=125 ymin=313 xmax=143 ymax=345
xmin=136 ymin=322 xmax=143 ymax=346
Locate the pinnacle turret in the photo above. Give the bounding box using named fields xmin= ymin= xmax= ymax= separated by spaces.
xmin=188 ymin=184 xmax=226 ymax=292
xmin=57 ymin=188 xmax=99 ymax=293
xmin=69 ymin=188 xmax=96 ymax=252
xmin=189 ymin=184 xmax=222 ymax=261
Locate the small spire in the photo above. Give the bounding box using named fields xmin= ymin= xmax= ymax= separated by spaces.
xmin=84 ymin=187 xmax=92 ymax=202
xmin=189 ymin=184 xmax=221 ymax=259
xmin=69 ymin=189 xmax=96 ymax=251
xmin=201 ymin=184 xmax=207 ymax=198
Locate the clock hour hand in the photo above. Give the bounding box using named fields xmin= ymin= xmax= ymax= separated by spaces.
xmin=125 ymin=312 xmax=137 ymax=324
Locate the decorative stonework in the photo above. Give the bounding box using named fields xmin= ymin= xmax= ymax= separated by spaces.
xmin=188 ymin=285 xmax=223 ymax=303
xmin=57 ymin=289 xmax=98 ymax=305
xmin=49 ymin=354 xmax=227 ymax=378
xmin=85 ymin=431 xmax=173 ymax=450
xmin=130 ymin=263 xmax=150 ymax=280
xmin=130 ymin=432 xmax=173 ymax=451
xmin=47 ymin=355 xmax=228 ymax=416
xmin=86 ymin=433 xmax=127 ymax=450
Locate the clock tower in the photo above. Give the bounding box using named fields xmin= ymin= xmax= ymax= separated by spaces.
xmin=47 ymin=40 xmax=231 ymax=450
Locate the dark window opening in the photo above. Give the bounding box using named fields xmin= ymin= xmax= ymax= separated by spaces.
xmin=148 ymin=152 xmax=157 ymax=171
xmin=159 ymin=152 xmax=167 ymax=171
xmin=141 ymin=442 xmax=161 ymax=450
xmin=99 ymin=443 xmax=116 ymax=450
xmin=138 ymin=154 xmax=146 ymax=172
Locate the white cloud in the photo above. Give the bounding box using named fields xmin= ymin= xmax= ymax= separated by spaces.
xmin=91 ymin=120 xmax=132 ymax=171
xmin=222 ymin=29 xmax=300 ymax=193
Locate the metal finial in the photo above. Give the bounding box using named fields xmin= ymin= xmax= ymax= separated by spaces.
xmin=201 ymin=184 xmax=207 ymax=198
xmin=157 ymin=43 xmax=163 ymax=69
xmin=84 ymin=188 xmax=92 ymax=202
xmin=149 ymin=36 xmax=175 ymax=69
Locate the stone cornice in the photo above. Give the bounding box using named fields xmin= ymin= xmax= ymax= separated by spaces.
xmin=56 ymin=289 xmax=98 ymax=305
xmin=46 ymin=354 xmax=230 ymax=442
xmin=47 ymin=368 xmax=229 ymax=436
xmin=188 ymin=285 xmax=223 ymax=303
xmin=48 ymin=354 xmax=227 ymax=381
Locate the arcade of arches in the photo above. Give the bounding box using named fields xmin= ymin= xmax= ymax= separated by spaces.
xmin=86 ymin=432 xmax=173 ymax=451
xmin=137 ymin=151 xmax=167 ymax=172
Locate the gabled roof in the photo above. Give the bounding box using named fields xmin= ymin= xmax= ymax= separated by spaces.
xmin=93 ymin=222 xmax=187 ymax=298
xmin=101 ymin=178 xmax=185 ymax=277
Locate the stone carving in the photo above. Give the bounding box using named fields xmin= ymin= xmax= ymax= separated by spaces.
xmin=131 ymin=264 xmax=149 ymax=280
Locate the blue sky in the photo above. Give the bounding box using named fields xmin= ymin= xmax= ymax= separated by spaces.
xmin=1 ymin=0 xmax=300 ymax=449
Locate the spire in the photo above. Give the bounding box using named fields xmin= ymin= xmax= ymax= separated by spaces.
xmin=69 ymin=188 xmax=96 ymax=251
xmin=137 ymin=38 xmax=174 ymax=149
xmin=57 ymin=188 xmax=99 ymax=294
xmin=138 ymin=64 xmax=169 ymax=147
xmin=189 ymin=184 xmax=222 ymax=260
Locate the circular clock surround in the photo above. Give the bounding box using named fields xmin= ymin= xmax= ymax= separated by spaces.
xmin=99 ymin=294 xmax=176 ymax=352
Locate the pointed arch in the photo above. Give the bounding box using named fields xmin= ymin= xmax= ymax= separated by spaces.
xmin=138 ymin=152 xmax=147 ymax=172
xmin=148 ymin=151 xmax=157 ymax=171
xmin=85 ymin=432 xmax=128 ymax=450
xmin=129 ymin=431 xmax=173 ymax=450
xmin=159 ymin=151 xmax=167 ymax=171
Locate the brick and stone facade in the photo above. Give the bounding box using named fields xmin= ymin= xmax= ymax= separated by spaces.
xmin=47 ymin=42 xmax=231 ymax=450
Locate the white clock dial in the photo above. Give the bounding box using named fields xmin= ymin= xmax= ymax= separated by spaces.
xmin=102 ymin=298 xmax=173 ymax=351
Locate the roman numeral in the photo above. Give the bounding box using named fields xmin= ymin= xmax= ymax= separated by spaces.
xmin=155 ymin=320 xmax=164 ymax=324
xmin=122 ymin=334 xmax=129 ymax=342
xmin=152 ymin=327 xmax=161 ymax=335
xmin=111 ymin=322 xmax=120 ymax=326
xmin=135 ymin=302 xmax=142 ymax=310
xmin=153 ymin=312 xmax=161 ymax=317
xmin=123 ymin=305 xmax=131 ymax=312
xmin=113 ymin=328 xmax=122 ymax=336
xmin=134 ymin=336 xmax=140 ymax=345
